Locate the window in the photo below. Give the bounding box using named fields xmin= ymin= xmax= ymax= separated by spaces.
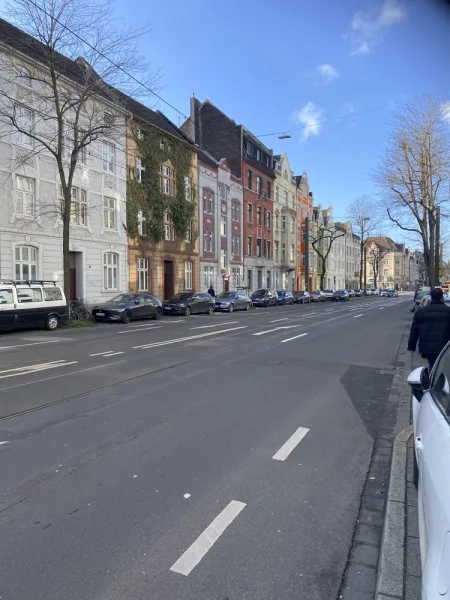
xmin=384 ymin=269 xmax=389 ymax=276
xmin=14 ymin=64 xmax=32 ymax=87
xmin=17 ymin=287 xmax=42 ymax=303
xmin=248 ymin=203 xmax=253 ymax=224
xmin=395 ymin=269 xmax=400 ymax=275
xmin=247 ymin=236 xmax=252 ymax=256
xmin=136 ymin=158 xmax=146 ymax=183
xmin=160 ymin=165 xmax=175 ymax=196
xmin=267 ymin=182 xmax=271 ymax=199
xmin=203 ymin=190 xmax=214 ymax=214
xmin=164 ymin=211 xmax=174 ymax=241
xmin=185 ymin=262 xmax=193 ymax=289
xmin=220 ymin=183 xmax=227 ymax=199
xmin=59 ymin=185 xmax=87 ymax=225
xmin=203 ymin=228 xmax=213 ymax=252
xmin=221 ymin=216 xmax=227 ymax=236
xmin=384 ymin=259 xmax=388 ymax=265
xmin=221 ymin=249 xmax=227 ymax=269
xmin=257 ymin=206 xmax=262 ymax=225
xmin=282 ymin=216 xmax=286 ymax=232
xmin=15 ymin=246 xmax=37 ymax=280
xmin=15 ymin=106 xmax=33 ymax=146
xmin=283 ymin=190 xmax=288 ymax=205
xmin=136 ymin=128 xmax=144 ymax=140
xmin=137 ymin=258 xmax=148 ymax=291
xmin=246 ymin=141 xmax=252 ymax=155
xmin=292 ymin=195 xmax=296 ymax=209
xmin=185 ymin=220 xmax=193 ymax=243
xmin=15 ymin=175 xmax=35 ymax=215
xmin=290 ymin=244 xmax=294 ymax=261
xmin=204 ymin=266 xmax=214 ymax=288
xmin=184 ymin=176 xmax=192 ymax=201
xmin=275 ymin=241 xmax=279 ymax=261
xmin=232 ymin=235 xmax=240 ymax=255
xmin=103 ymin=197 xmax=116 ymax=230
xmin=282 ymin=243 xmax=286 ymax=260
xmin=275 ymin=214 xmax=279 ymax=231
xmin=256 ymin=148 xmax=261 ymax=161
xmin=266 ymin=211 xmax=271 ymax=230
xmin=79 ymin=131 xmax=88 ymax=165
xmin=256 ymin=238 xmax=262 ymax=257
xmin=256 ymin=176 xmax=262 ymax=195
xmin=247 ymin=170 xmax=252 ymax=190
xmin=138 ymin=210 xmax=146 ymax=236
xmin=232 ymin=201 xmax=240 ymax=222
xmin=247 ymin=269 xmax=252 ymax=289
xmin=267 ymin=240 xmax=271 ymax=258
xmin=102 ymin=142 xmax=115 ymax=173
xmin=232 ymin=267 xmax=240 ymax=287
xmin=276 ymin=187 xmax=279 ymax=202
xmin=290 ymin=216 xmax=295 ymax=233
xmin=103 ymin=252 xmax=118 ymax=290
xmin=43 ymin=287 xmax=63 ymax=301
xmin=263 ymin=239 xmax=267 ymax=258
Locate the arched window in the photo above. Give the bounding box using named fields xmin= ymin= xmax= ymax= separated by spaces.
xmin=15 ymin=245 xmax=37 ymax=280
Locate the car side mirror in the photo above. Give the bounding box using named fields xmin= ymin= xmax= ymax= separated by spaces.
xmin=134 ymin=299 xmax=141 ymax=305
xmin=407 ymin=366 xmax=430 ymax=402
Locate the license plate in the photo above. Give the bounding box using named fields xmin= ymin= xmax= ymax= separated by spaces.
xmin=165 ymin=307 xmax=171 ymax=311
xmin=96 ymin=311 xmax=105 ymax=316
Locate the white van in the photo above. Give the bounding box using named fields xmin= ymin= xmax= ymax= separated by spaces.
xmin=0 ymin=280 xmax=67 ymax=332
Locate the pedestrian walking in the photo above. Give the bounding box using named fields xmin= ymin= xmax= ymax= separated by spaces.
xmin=207 ymin=285 xmax=215 ymax=297
xmin=410 ymin=289 xmax=419 ymax=313
xmin=408 ymin=287 xmax=450 ymax=369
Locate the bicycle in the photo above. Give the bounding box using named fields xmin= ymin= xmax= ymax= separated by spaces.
xmin=68 ymin=298 xmax=92 ymax=321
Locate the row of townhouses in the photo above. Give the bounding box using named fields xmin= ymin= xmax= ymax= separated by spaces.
xmin=0 ymin=18 xmax=415 ymax=304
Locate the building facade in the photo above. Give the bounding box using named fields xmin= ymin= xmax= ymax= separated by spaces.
xmin=335 ymin=222 xmax=360 ymax=290
xmin=365 ymin=237 xmax=410 ymax=290
xmin=273 ymin=153 xmax=297 ymax=291
xmin=0 ymin=18 xmax=128 ymax=304
xmin=296 ymin=174 xmax=314 ymax=291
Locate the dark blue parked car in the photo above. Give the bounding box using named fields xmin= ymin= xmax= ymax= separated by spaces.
xmin=277 ymin=290 xmax=294 ymax=305
xmin=92 ymin=293 xmax=163 ymax=324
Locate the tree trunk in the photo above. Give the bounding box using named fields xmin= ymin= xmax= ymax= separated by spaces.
xmin=63 ymin=192 xmax=71 ymax=307
xmin=359 ymin=239 xmax=364 ymax=289
xmin=320 ymin=266 xmax=327 ymax=290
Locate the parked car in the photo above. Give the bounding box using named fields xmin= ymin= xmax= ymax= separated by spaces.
xmin=370 ymin=288 xmax=379 ymax=295
xmin=332 ymin=290 xmax=350 ymax=301
xmin=354 ymin=289 xmax=363 ymax=297
xmin=348 ymin=290 xmax=356 ymax=298
xmin=293 ymin=291 xmax=311 ymax=304
xmin=163 ymin=292 xmax=215 ymax=316
xmin=93 ymin=292 xmax=163 ymax=323
xmin=310 ymin=290 xmax=326 ymax=302
xmin=277 ymin=290 xmax=294 ymax=305
xmin=0 ymin=280 xmax=67 ymax=332
xmin=386 ymin=290 xmax=398 ymax=298
xmin=214 ymin=291 xmax=251 ymax=312
xmin=380 ymin=289 xmax=389 ymax=297
xmin=250 ymin=288 xmax=279 ymax=307
xmin=407 ymin=345 xmax=450 ymax=600
xmin=324 ymin=289 xmax=334 ymax=300
xmin=364 ymin=289 xmax=372 ymax=295
xmin=415 ymin=290 xmax=430 ymax=310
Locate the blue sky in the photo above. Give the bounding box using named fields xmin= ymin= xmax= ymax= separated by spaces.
xmin=111 ymin=0 xmax=449 ymax=227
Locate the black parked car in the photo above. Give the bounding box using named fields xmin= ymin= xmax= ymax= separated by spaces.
xmin=163 ymin=292 xmax=215 ymax=316
xmin=215 ymin=291 xmax=252 ymax=312
xmin=277 ymin=290 xmax=294 ymax=305
xmin=92 ymin=293 xmax=162 ymax=324
xmin=293 ymin=291 xmax=311 ymax=304
xmin=251 ymin=288 xmax=279 ymax=307
xmin=332 ymin=290 xmax=350 ymax=301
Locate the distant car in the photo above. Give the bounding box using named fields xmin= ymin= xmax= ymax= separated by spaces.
xmin=354 ymin=289 xmax=363 ymax=297
xmin=92 ymin=293 xmax=163 ymax=324
xmin=214 ymin=291 xmax=251 ymax=312
xmin=332 ymin=290 xmax=349 ymax=301
xmin=251 ymin=288 xmax=279 ymax=307
xmin=277 ymin=290 xmax=294 ymax=305
xmin=386 ymin=290 xmax=398 ymax=298
xmin=310 ymin=290 xmax=326 ymax=302
xmin=380 ymin=289 xmax=389 ymax=297
xmin=163 ymin=292 xmax=215 ymax=316
xmin=293 ymin=291 xmax=311 ymax=304
xmin=324 ymin=289 xmax=334 ymax=300
xmin=348 ymin=290 xmax=356 ymax=298
xmin=370 ymin=288 xmax=379 ymax=295
xmin=365 ymin=289 xmax=373 ymax=296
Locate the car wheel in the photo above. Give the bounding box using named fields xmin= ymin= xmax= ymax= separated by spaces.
xmin=264 ymin=300 xmax=269 ymax=308
xmin=207 ymin=305 xmax=214 ymax=315
xmin=245 ymin=302 xmax=250 ymax=311
xmin=290 ymin=299 xmax=294 ymax=305
xmin=228 ymin=303 xmax=234 ymax=313
xmin=153 ymin=307 xmax=162 ymax=320
xmin=122 ymin=310 xmax=132 ymax=324
xmin=45 ymin=314 xmax=59 ymax=331
xmin=184 ymin=306 xmax=191 ymax=316
xmin=413 ymin=452 xmax=419 ymax=489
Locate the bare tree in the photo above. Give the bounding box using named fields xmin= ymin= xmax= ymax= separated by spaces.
xmin=365 ymin=241 xmax=386 ymax=289
xmin=374 ymin=95 xmax=450 ymax=288
xmin=0 ymin=0 xmax=159 ymax=299
xmin=310 ymin=221 xmax=346 ymax=290
xmin=346 ymin=195 xmax=380 ymax=290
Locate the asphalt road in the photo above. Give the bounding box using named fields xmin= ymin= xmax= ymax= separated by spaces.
xmin=0 ymin=295 xmax=412 ymax=600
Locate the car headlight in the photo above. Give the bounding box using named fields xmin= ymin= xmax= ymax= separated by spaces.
xmin=178 ymin=303 xmax=186 ymax=308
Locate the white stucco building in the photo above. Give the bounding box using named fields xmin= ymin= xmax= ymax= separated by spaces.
xmin=0 ymin=18 xmax=128 ymax=304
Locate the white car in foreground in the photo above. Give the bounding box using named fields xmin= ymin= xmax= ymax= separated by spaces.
xmin=408 ymin=344 xmax=450 ymax=600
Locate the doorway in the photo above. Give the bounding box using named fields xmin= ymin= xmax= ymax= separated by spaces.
xmin=164 ymin=260 xmax=174 ymax=300
xmin=69 ymin=251 xmax=83 ymax=300
xmin=257 ymin=269 xmax=262 ymax=289
xmin=223 ymin=277 xmax=229 ymax=292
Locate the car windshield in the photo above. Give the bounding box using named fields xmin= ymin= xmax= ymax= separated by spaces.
xmin=336 ymin=291 xmax=345 ymax=294
xmin=217 ymin=292 xmax=236 ymax=299
xmin=108 ymin=294 xmax=135 ymax=304
xmin=295 ymin=292 xmax=305 ymax=296
xmin=277 ymin=290 xmax=286 ymax=295
xmin=169 ymin=293 xmax=192 ymax=302
xmin=324 ymin=289 xmax=333 ymax=293
xmin=252 ymin=290 xmax=266 ymax=298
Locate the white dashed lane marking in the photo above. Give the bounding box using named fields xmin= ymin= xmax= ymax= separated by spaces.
xmin=353 ymin=314 xmax=363 ymax=319
xmin=273 ymin=427 xmax=310 ymax=461
xmin=281 ymin=333 xmax=308 ymax=343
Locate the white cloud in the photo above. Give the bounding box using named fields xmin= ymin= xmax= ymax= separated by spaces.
xmin=442 ymin=101 xmax=450 ymax=124
xmin=293 ymin=102 xmax=325 ymax=142
xmin=316 ymin=63 xmax=339 ymax=85
xmin=347 ymin=0 xmax=407 ymax=56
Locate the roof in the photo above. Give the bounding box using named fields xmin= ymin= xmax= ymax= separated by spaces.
xmin=197 ymin=148 xmax=218 ymax=169
xmin=365 ymin=236 xmax=399 ymax=251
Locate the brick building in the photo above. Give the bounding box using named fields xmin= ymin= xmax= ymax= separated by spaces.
xmin=295 ymin=173 xmax=314 ymax=291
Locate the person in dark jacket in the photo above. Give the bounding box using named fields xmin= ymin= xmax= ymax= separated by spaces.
xmin=207 ymin=285 xmax=215 ymax=297
xmin=408 ymin=287 xmax=450 ymax=368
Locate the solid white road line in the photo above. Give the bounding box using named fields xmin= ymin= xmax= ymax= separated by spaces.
xmin=253 ymin=325 xmax=298 ymax=336
xmin=0 ymin=361 xmax=78 ymax=380
xmin=281 ymin=333 xmax=308 ymax=343
xmin=89 ymin=351 xmax=116 ymax=356
xmin=269 ymin=318 xmax=290 ymax=323
xmin=103 ymin=351 xmax=124 ymax=357
xmin=133 ymin=326 xmax=248 ymax=350
xmin=118 ymin=326 xmax=162 ymax=334
xmin=0 ymin=340 xmax=60 ymax=351
xmin=0 ymin=441 xmax=9 ymax=445
xmin=353 ymin=314 xmax=363 ymax=319
xmin=170 ymin=500 xmax=246 ymax=576
xmin=189 ymin=321 xmax=238 ymax=330
xmin=273 ymin=427 xmax=310 ymax=461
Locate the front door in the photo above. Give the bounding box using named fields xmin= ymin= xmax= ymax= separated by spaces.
xmin=164 ymin=261 xmax=174 ymax=300
xmin=223 ymin=278 xmax=229 ymax=292
xmin=69 ymin=252 xmax=77 ymax=300
xmin=257 ymin=269 xmax=263 ymax=289
xmin=0 ymin=288 xmax=16 ymax=330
